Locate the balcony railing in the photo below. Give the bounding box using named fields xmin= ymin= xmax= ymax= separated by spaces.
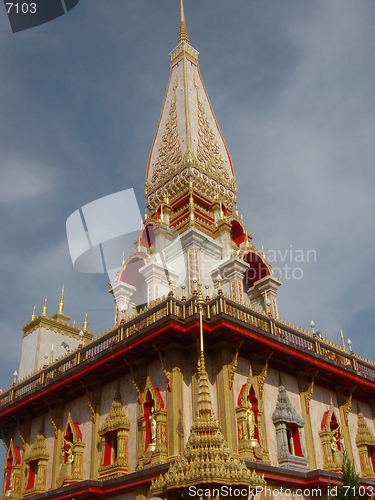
xmin=1 ymin=294 xmax=374 ymax=408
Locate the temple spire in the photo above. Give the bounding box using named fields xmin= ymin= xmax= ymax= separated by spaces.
xmin=58 ymin=284 xmax=64 ymax=314
xmin=178 ymin=0 xmax=190 ymax=44
xmin=196 ymin=284 xmax=212 ymax=420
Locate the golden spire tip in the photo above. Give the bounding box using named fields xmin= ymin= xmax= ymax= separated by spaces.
xmin=178 ymin=0 xmax=190 ymax=45
xmin=58 ymin=284 xmax=64 ymax=313
xmin=83 ymin=312 xmax=88 ymax=332
xmin=42 ymin=298 xmax=47 ymax=317
xmin=30 ymin=305 xmax=36 ymax=322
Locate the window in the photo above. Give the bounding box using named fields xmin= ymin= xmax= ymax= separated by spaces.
xmin=98 ymin=386 xmax=130 ymax=479
xmin=272 ymin=385 xmax=309 ymax=471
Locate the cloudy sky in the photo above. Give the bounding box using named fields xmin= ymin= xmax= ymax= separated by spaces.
xmin=0 ymin=0 xmax=374 ymax=467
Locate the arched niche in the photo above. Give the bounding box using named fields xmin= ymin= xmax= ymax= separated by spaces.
xmin=24 ymin=427 xmax=49 ymax=495
xmin=3 ymin=439 xmax=21 ymax=499
xmin=136 ymin=376 xmax=167 ymax=469
xmin=356 ymin=412 xmax=375 ymax=478
xmin=57 ymin=412 xmax=85 ymax=487
xmin=243 ymin=251 xmax=271 ymax=291
xmin=235 ymin=360 xmax=270 ymax=464
xmin=272 ymin=385 xmax=309 ymax=471
xmin=98 ymin=385 xmax=130 ymax=479
xmin=319 ymin=401 xmax=343 ymax=471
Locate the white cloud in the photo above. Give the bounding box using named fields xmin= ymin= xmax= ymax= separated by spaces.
xmin=0 ymin=157 xmax=55 ymax=205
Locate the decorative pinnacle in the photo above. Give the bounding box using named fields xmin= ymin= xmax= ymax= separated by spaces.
xmin=340 ymin=328 xmax=346 ymax=352
xmin=121 ymin=251 xmax=125 ymax=267
xmin=189 ymin=180 xmax=195 ymax=223
xmin=41 ymin=298 xmax=47 ymax=317
xmin=30 ymin=306 xmax=36 ymax=322
xmin=196 ymin=283 xmax=212 ymax=420
xmin=58 ymin=284 xmax=64 ymax=314
xmin=83 ymin=312 xmax=88 ymax=332
xmin=178 ymin=0 xmax=190 ymax=45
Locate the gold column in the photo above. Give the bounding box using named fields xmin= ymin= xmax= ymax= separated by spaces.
xmin=89 ymin=382 xmax=102 ymax=479
xmin=336 ymin=386 xmax=354 ymax=461
xmin=166 ymin=345 xmax=184 ymax=460
xmin=51 ymin=404 xmax=64 ymax=489
xmin=19 ymin=429 xmax=30 ymax=496
xmin=215 ymin=342 xmax=237 ymax=453
xmin=297 ymin=371 xmax=317 ymax=469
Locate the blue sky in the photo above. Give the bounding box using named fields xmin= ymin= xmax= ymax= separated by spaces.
xmin=0 ymin=0 xmax=375 ymax=474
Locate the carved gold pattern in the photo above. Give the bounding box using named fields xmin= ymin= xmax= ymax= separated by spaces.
xmin=152 ymin=339 xmax=266 ymax=496
xmin=125 ymin=359 xmax=142 ymax=405
xmin=24 ymin=427 xmax=49 ymax=496
xmin=137 ymin=376 xmax=167 ymax=469
xmin=153 ymin=344 xmax=172 ymax=392
xmin=236 ymin=356 xmax=271 ymax=464
xmin=319 ymin=400 xmax=343 ymax=472
xmin=3 ymin=439 xmax=21 ymax=500
xmin=195 ymin=78 xmax=227 ymax=181
xmin=337 ymin=386 xmax=354 ymax=426
xmin=356 ymin=412 xmax=375 ymax=478
xmin=297 ymin=370 xmax=318 ymax=415
xmin=16 ymin=418 xmax=31 ymax=448
xmin=98 ymin=385 xmax=130 ymax=479
xmin=228 ymin=339 xmax=243 ymax=390
xmin=44 ymin=400 xmax=62 ymax=439
xmin=80 ymin=381 xmax=96 ymax=424
xmin=151 ymin=77 xmax=182 ymax=189
xmin=57 ymin=412 xmax=85 ymax=487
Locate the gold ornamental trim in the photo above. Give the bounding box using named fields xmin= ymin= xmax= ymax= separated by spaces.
xmin=98 ymin=386 xmax=130 ymax=436
xmin=25 ymin=430 xmax=49 ymax=463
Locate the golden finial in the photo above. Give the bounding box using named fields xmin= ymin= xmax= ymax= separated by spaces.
xmin=121 ymin=251 xmax=125 ymax=267
xmin=49 ymin=343 xmax=54 ymax=365
xmin=58 ymin=284 xmax=64 ymax=314
xmin=244 ymin=232 xmax=250 ymax=248
xmin=189 ymin=181 xmax=195 ymax=223
xmin=41 ymin=298 xmax=47 ymax=317
xmin=235 ymin=206 xmax=239 ymax=216
xmin=262 ymin=245 xmax=266 ymax=259
xmin=340 ymin=329 xmax=346 ymax=352
xmin=144 ymin=208 xmax=148 ymax=221
xmin=196 ymin=283 xmax=212 ymax=420
xmin=30 ymin=306 xmax=36 ymax=322
xmin=83 ymin=312 xmax=88 ymax=332
xmin=178 ymin=0 xmax=190 ymax=45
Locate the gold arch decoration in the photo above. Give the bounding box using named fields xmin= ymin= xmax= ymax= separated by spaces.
xmin=57 ymin=412 xmax=85 ymax=487
xmin=356 ymin=412 xmax=375 ymax=478
xmin=2 ymin=438 xmax=21 ymax=500
xmin=98 ymin=385 xmax=130 ymax=479
xmin=319 ymin=398 xmax=343 ymax=471
xmin=24 ymin=425 xmax=49 ymax=496
xmin=235 ymin=355 xmax=271 ymax=463
xmin=136 ymin=375 xmax=167 ymax=469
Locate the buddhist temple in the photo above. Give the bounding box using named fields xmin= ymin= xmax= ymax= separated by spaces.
xmin=1 ymin=2 xmax=375 ymax=499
